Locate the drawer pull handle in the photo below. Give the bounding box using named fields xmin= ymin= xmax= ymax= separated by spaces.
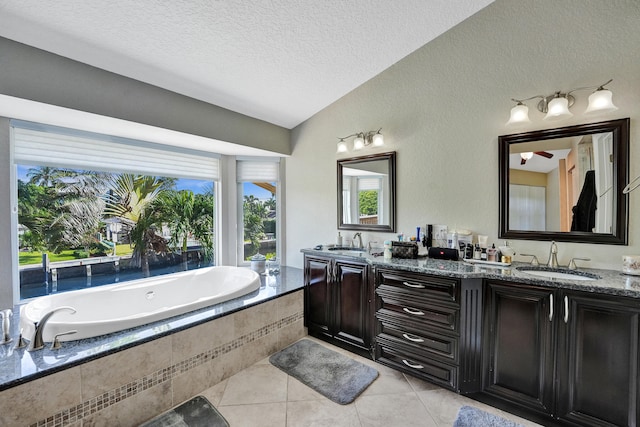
xmin=402 ymin=359 xmax=424 ymax=369
xmin=403 ymin=307 xmax=425 ymax=316
xmin=403 ymin=281 xmax=425 ymax=289
xmin=402 ymin=333 xmax=424 ymax=343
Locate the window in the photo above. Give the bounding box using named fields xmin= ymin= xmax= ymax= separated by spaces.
xmin=12 ymin=120 xmax=219 ymax=300
xmin=342 ymin=174 xmax=386 ymax=225
xmin=236 ymin=160 xmax=279 ymax=263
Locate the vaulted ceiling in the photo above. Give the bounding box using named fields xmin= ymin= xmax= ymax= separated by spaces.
xmin=0 ymin=1 xmax=494 ymax=129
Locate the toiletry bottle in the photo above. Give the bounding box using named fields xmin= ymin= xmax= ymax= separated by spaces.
xmin=337 ymin=232 xmax=342 ymax=246
xmin=416 ymin=227 xmax=421 ymax=244
xmin=481 ymin=247 xmax=487 ymax=261
xmin=487 ymin=244 xmax=497 ymax=262
xmin=465 ymin=243 xmax=473 ymax=260
xmin=384 ymin=240 xmax=392 ymax=259
xmin=474 ymin=244 xmax=481 ymax=260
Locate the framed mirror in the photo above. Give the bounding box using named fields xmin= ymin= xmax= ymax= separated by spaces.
xmin=338 ymin=151 xmax=396 ymax=232
xmin=499 ymin=118 xmax=629 ymax=244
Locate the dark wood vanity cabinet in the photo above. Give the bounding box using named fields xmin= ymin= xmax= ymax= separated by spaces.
xmin=374 ymin=268 xmax=483 ymax=392
xmin=303 ymin=255 xmax=373 ymax=356
xmin=484 ymin=280 xmax=640 ymax=426
xmin=483 ymin=282 xmax=555 ymax=416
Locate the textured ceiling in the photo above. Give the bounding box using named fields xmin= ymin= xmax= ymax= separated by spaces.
xmin=0 ymin=0 xmax=493 ymax=129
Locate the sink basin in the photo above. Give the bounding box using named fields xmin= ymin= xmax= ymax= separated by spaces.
xmin=327 ymin=246 xmax=366 ymax=252
xmin=517 ymin=267 xmax=600 ymax=281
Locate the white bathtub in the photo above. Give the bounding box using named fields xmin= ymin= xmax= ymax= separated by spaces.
xmin=20 ymin=266 xmax=261 ymax=342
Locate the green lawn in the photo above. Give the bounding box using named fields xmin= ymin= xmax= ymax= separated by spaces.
xmin=19 ymin=244 xmax=133 ymax=266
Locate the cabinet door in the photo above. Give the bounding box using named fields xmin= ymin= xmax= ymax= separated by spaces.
xmin=304 ymin=256 xmax=332 ymax=337
xmin=556 ymin=291 xmax=640 ymax=427
xmin=484 ymin=282 xmax=555 ymax=416
xmin=334 ymin=260 xmax=371 ymax=349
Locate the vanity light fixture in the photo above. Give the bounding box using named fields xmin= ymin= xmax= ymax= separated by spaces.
xmin=506 ymin=79 xmax=618 ymax=126
xmin=337 ymin=128 xmax=384 ymax=153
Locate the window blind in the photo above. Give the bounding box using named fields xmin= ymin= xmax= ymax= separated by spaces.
xmin=12 ymin=121 xmax=219 ymax=180
xmin=358 ymin=177 xmax=381 ymax=191
xmin=237 ymin=160 xmax=279 ymax=182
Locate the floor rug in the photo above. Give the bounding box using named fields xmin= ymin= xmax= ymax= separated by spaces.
xmin=140 ymin=395 xmax=229 ymax=427
xmin=453 ymin=405 xmax=525 ymax=427
xmin=269 ymin=339 xmax=378 ymax=405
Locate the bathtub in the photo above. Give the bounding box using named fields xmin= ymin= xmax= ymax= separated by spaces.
xmin=20 ymin=266 xmax=261 ymax=342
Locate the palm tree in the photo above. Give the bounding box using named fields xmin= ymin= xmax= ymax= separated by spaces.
xmin=155 ymin=190 xmax=214 ymax=269
xmin=104 ymin=174 xmax=174 ymax=276
xmin=26 ymin=166 xmax=69 ymax=187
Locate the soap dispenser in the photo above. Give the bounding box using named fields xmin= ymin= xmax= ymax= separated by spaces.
xmin=337 ymin=232 xmax=343 ymax=246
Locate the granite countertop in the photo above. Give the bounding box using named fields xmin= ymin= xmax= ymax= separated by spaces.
xmin=301 ymin=247 xmax=640 ymax=298
xmin=0 ymin=266 xmax=304 ymax=391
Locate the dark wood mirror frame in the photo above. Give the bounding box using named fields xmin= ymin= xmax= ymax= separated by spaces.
xmin=499 ymin=118 xmax=630 ymax=245
xmin=338 ymin=151 xmax=396 ymax=232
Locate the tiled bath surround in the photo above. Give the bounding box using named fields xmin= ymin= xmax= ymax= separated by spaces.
xmin=0 ymin=285 xmax=305 ymax=426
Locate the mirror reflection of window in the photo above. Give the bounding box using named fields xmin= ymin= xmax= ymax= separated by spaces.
xmin=342 ymin=173 xmax=386 ymax=225
xmin=357 ymin=177 xmax=381 ymax=225
xmin=338 ymin=152 xmax=396 ymax=232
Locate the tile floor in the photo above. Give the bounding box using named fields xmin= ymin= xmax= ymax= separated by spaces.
xmin=192 ymin=336 xmax=543 ymax=427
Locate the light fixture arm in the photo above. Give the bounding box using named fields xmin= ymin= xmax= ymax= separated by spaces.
xmin=506 ymin=79 xmax=617 ymax=125
xmin=566 ymin=79 xmax=614 ymax=97
xmin=336 ymin=128 xmax=384 ymax=153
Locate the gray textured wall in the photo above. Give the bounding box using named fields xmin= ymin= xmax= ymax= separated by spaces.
xmin=286 ymin=0 xmax=640 ymax=269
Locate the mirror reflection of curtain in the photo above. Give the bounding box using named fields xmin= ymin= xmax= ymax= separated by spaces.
xmin=593 ymin=132 xmax=614 ymax=233
xmin=342 ymin=176 xmax=357 ymax=224
xmin=509 ymin=184 xmax=546 ymax=231
xmin=342 ymin=176 xmax=352 ymax=224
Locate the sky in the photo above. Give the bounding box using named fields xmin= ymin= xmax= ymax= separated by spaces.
xmin=16 ymin=165 xmax=274 ymax=199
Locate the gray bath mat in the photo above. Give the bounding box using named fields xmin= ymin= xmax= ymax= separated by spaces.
xmin=453 ymin=405 xmax=525 ymax=427
xmin=269 ymin=339 xmax=378 ymax=405
xmin=139 ymin=395 xmax=229 ymax=427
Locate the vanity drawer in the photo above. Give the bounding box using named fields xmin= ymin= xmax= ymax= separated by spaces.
xmin=376 ymin=312 xmax=458 ymax=363
xmin=376 ymin=287 xmax=459 ymax=333
xmin=376 ymin=269 xmax=459 ymax=303
xmin=377 ymin=337 xmax=458 ymax=390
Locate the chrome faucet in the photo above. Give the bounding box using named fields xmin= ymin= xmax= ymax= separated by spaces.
xmin=352 ymin=232 xmax=363 ymax=249
xmin=28 ymin=306 xmax=76 ymax=351
xmin=547 ymin=241 xmax=559 ymax=268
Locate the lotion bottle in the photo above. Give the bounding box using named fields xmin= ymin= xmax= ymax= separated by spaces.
xmin=337 ymin=232 xmax=343 ymax=246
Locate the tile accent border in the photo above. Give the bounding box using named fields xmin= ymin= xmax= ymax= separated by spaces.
xmin=30 ymin=311 xmax=304 ymax=427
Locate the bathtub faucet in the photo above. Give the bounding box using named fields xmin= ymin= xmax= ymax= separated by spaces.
xmin=28 ymin=306 xmax=76 ymax=351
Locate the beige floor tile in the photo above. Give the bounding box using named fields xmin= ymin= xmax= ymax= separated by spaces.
xmin=219 ymin=362 xmax=288 ymax=406
xmin=218 ymin=402 xmax=287 ymax=427
xmin=356 ymin=392 xmax=437 ymax=427
xmin=404 ymin=373 xmax=441 ymax=392
xmin=360 ymin=364 xmax=413 ymax=396
xmin=286 ymin=375 xmax=325 ymax=402
xmin=286 ymin=399 xmax=361 ymax=427
xmin=199 ymin=379 xmax=228 ymax=406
